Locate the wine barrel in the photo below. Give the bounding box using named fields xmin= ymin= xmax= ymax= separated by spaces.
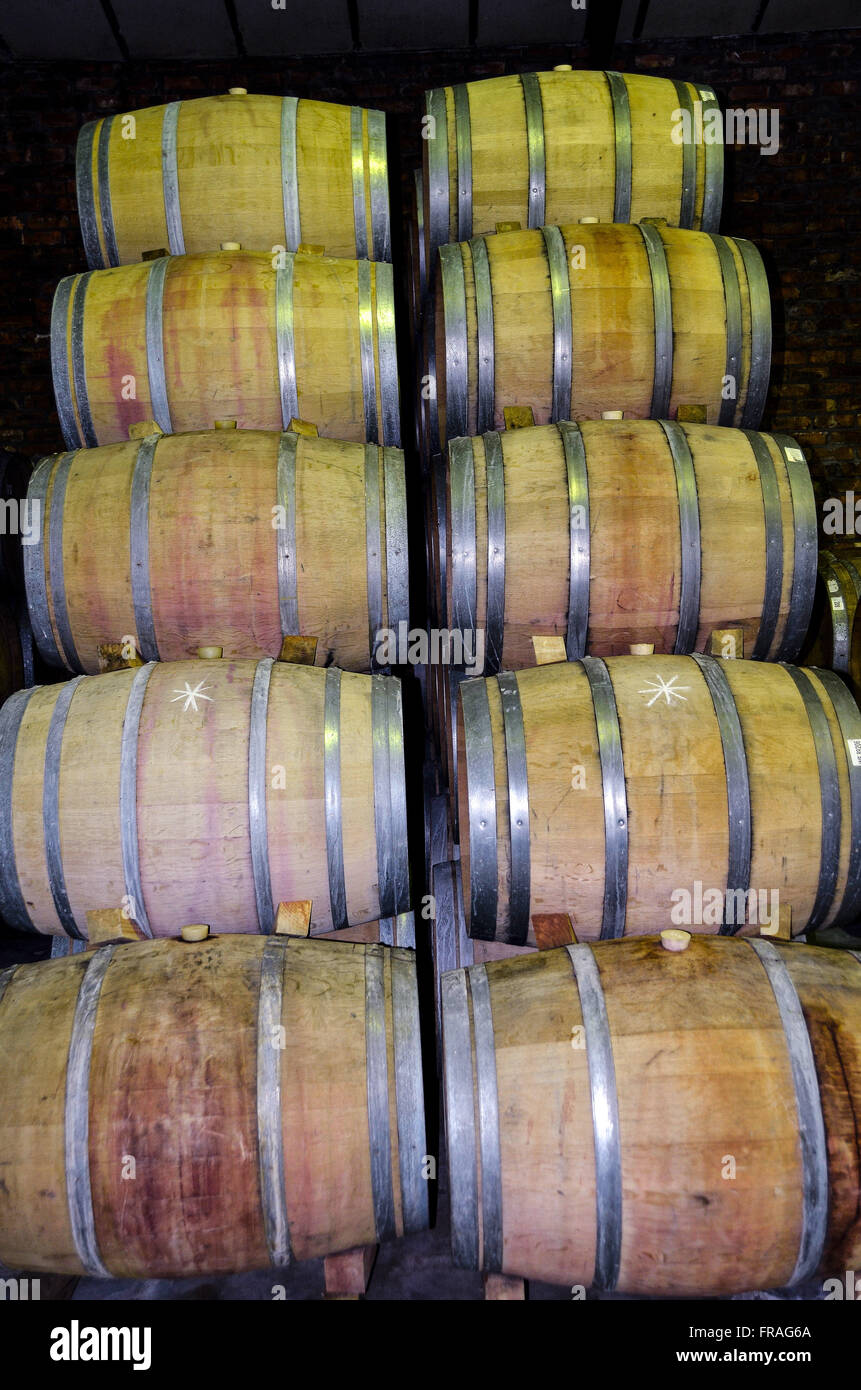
xmin=25 ymin=430 xmax=408 ymax=675
xmin=51 ymin=250 xmax=400 ymax=450
xmin=0 ymin=659 xmax=409 ymax=938
xmin=456 ymin=656 xmax=861 ymax=944
xmin=442 ymin=420 xmax=817 ymax=671
xmin=441 ymin=934 xmax=861 ymax=1295
xmin=800 ymin=549 xmax=861 ymax=699
xmin=429 ymin=223 xmax=770 ymax=449
xmin=77 ymin=91 xmax=390 ymax=268
xmin=0 ymin=934 xmax=427 ymax=1277
xmin=423 ymin=69 xmax=723 ymax=270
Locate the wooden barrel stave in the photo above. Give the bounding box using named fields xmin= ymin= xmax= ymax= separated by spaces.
xmin=428 ymin=224 xmax=770 ymax=449
xmin=0 ymin=935 xmax=426 ymax=1276
xmin=77 ymin=93 xmax=390 ymax=268
xmin=441 ymin=935 xmax=861 ymax=1293
xmin=456 ymin=656 xmax=861 ymax=944
xmin=0 ymin=660 xmax=410 ymax=938
xmin=440 ymin=420 xmax=817 ymax=671
xmin=51 ymin=251 xmax=400 ymax=450
xmin=25 ymin=430 xmax=408 ymax=675
xmin=801 ymin=549 xmax=861 ymax=699
xmin=422 ymin=70 xmax=723 ymax=270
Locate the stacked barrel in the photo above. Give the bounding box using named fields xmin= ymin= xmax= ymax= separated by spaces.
xmin=0 ymin=89 xmax=427 ymax=1284
xmin=415 ymin=68 xmax=861 ymax=1296
xmin=0 ymin=67 xmax=859 ymax=1303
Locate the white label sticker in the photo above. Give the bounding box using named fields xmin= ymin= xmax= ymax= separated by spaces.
xmin=832 ymin=596 xmax=845 ymax=611
xmin=828 ymin=578 xmax=840 ymax=593
xmin=848 ymin=739 xmax=861 ymax=768
xmin=784 ymin=446 xmax=805 ymax=462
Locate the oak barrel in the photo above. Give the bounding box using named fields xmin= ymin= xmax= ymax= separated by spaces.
xmin=456 ymin=656 xmax=861 ymax=944
xmin=51 ymin=250 xmax=400 ymax=449
xmin=25 ymin=430 xmax=408 ymax=675
xmin=0 ymin=659 xmax=409 ymax=937
xmin=423 ymin=69 xmax=723 ymax=269
xmin=800 ymin=549 xmax=861 ymax=700
xmin=442 ymin=934 xmax=861 ymax=1294
xmin=77 ymin=91 xmax=390 ymax=268
xmin=0 ymin=935 xmax=427 ymax=1276
xmin=441 ymin=420 xmax=817 ymax=671
xmin=429 ymin=223 xmax=771 ymax=448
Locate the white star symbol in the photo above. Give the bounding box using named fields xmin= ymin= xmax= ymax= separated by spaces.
xmin=171 ymin=680 xmax=214 ymax=713
xmin=639 ymin=674 xmax=690 ymax=708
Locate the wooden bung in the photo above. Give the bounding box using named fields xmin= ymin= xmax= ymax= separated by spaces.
xmin=180 ymin=924 xmax=210 ymax=942
xmin=660 ymin=928 xmax=691 ymax=952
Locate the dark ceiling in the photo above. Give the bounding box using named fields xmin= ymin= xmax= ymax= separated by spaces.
xmin=0 ymin=0 xmax=858 ymax=61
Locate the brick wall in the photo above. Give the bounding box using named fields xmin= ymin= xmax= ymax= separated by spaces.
xmin=0 ymin=29 xmax=858 ymax=503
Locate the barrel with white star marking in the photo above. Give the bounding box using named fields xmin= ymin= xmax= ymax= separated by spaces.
xmin=0 ymin=659 xmax=409 ymax=938
xmin=456 ymin=655 xmax=861 ymax=945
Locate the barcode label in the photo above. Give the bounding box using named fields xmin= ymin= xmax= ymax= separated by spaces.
xmin=784 ymin=446 xmax=805 ymax=462
xmin=832 ymin=596 xmax=845 ymax=611
xmin=849 ymin=739 xmax=861 ymax=768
